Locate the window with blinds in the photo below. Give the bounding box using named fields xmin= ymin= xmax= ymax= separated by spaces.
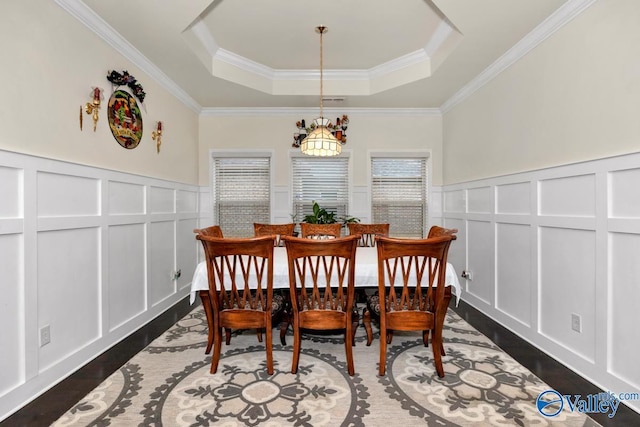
xmin=291 ymin=156 xmax=349 ymax=223
xmin=371 ymin=157 xmax=428 ymax=238
xmin=212 ymin=156 xmax=270 ymax=237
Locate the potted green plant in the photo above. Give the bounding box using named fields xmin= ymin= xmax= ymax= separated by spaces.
xmin=303 ymin=201 xmax=360 ymax=227
xmin=303 ymin=201 xmax=336 ymax=224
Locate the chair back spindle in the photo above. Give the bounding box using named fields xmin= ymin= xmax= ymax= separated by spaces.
xmin=300 ymin=223 xmax=342 ymax=240
xmin=427 ymin=225 xmax=458 ymax=240
xmin=283 ymin=235 xmax=359 ymax=375
xmin=254 ymin=223 xmax=296 ymax=246
xmin=196 ymin=234 xmax=276 ymax=374
xmin=347 ymin=223 xmax=389 ymax=247
xmin=375 ymin=234 xmax=454 ymax=377
xmin=193 ymin=225 xmax=224 ymax=238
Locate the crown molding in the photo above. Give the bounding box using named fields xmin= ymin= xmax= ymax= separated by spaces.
xmin=200 ymin=107 xmax=442 ymax=117
xmin=186 ymin=23 xmax=436 ymax=93
xmin=441 ymin=0 xmax=598 ymax=114
xmin=369 ymin=49 xmax=430 ymax=78
xmin=55 ymin=0 xmax=201 ymax=114
xmin=57 ymin=0 xmax=597 ymax=116
xmin=274 ymin=69 xmax=372 ymax=81
xmin=214 ymin=48 xmax=276 ymax=79
xmin=190 ymin=18 xmax=219 ymax=55
xmin=423 ymin=20 xmax=454 ymax=57
xmin=213 ymin=47 xmax=430 ymax=84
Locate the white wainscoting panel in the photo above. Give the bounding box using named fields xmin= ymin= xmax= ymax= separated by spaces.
xmin=37 ymin=227 xmax=101 ymax=371
xmin=0 ymin=166 xmax=21 ymax=218
xmin=609 ymin=232 xmax=640 ymax=388
xmin=107 ymin=223 xmax=146 ymax=331
xmin=108 ymin=180 xmax=145 ymax=215
xmin=442 ymin=151 xmax=640 ymax=414
xmin=37 ymin=172 xmax=99 ymax=217
xmin=0 ymin=233 xmax=24 ymax=396
xmin=177 ymin=189 xmax=198 ymax=214
xmin=177 ymin=217 xmax=198 ymax=291
xmin=148 ymin=221 xmax=176 ymax=306
xmin=496 ymin=182 xmax=530 ymax=215
xmin=272 ymin=185 xmax=291 ymax=224
xmin=466 ymin=220 xmax=493 ymax=305
xmin=496 ymin=222 xmax=532 ymax=326
xmin=351 ymin=185 xmax=370 ymax=224
xmin=198 ymin=187 xmax=212 ymax=226
xmin=610 ymin=168 xmax=640 ymax=218
xmin=0 ymin=149 xmax=198 ymax=421
xmin=539 ymin=174 xmax=596 ymax=217
xmin=467 ymin=186 xmax=492 ymax=214
xmin=444 ymin=189 xmax=465 ymax=213
xmin=196 ymin=187 xmax=211 ymax=263
xmin=150 ymin=186 xmax=176 ymax=214
xmin=442 ymin=217 xmax=465 ymax=275
xmin=539 ymin=227 xmax=596 ymax=361
xmin=430 ymin=186 xmax=443 ymax=227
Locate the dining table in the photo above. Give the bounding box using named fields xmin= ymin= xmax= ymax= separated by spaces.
xmin=190 ymin=246 xmax=462 ymax=350
xmin=190 ymin=246 xmax=461 ymax=304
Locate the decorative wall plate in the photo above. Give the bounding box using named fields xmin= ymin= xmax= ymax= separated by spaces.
xmin=107 ymin=89 xmax=143 ymax=149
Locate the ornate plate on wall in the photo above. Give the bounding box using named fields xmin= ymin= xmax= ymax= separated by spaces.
xmin=107 ymin=89 xmax=143 ymax=149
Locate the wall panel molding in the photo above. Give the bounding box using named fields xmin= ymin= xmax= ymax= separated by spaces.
xmin=0 ymin=149 xmax=198 ymax=420
xmin=442 ymin=150 xmax=640 ymax=413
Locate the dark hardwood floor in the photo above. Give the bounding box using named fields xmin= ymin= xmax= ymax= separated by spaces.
xmin=2 ymin=297 xmax=638 ymax=426
xmin=451 ymin=302 xmax=640 ymax=427
xmin=1 ymin=297 xmax=195 ymax=427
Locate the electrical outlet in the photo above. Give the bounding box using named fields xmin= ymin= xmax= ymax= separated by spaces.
xmin=40 ymin=325 xmax=51 ymax=347
xmin=571 ymin=313 xmax=582 ymax=333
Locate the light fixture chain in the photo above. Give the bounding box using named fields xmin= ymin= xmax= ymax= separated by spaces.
xmin=319 ymin=26 xmax=324 ymax=117
xmin=299 ymin=26 xmax=342 ymax=157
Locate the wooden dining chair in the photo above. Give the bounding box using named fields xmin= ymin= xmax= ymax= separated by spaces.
xmin=346 ymin=223 xmax=390 ymax=305
xmin=424 ymin=225 xmax=458 ymax=355
xmin=195 ymin=234 xmax=277 ymax=374
xmin=300 ymin=223 xmax=342 ymax=240
xmin=193 ymin=226 xmax=224 ymax=354
xmin=282 ymin=235 xmax=359 ymax=376
xmin=193 ymin=225 xmax=224 ymax=238
xmin=194 ymin=227 xmax=288 ymax=352
xmin=253 ymin=223 xmax=296 ymax=344
xmin=374 ymin=235 xmax=454 ymax=377
xmin=347 ymin=223 xmax=389 ymax=247
xmin=428 ymin=225 xmax=458 ymax=240
xmin=253 ymin=223 xmax=296 ymax=246
xmin=363 ymin=226 xmax=458 ymax=348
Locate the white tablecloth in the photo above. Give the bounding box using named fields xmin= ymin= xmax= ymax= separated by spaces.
xmin=190 ymin=247 xmax=461 ymax=305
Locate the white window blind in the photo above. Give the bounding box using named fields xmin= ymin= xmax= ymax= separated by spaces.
xmin=291 ymin=156 xmax=349 ymax=222
xmin=212 ymin=156 xmax=270 ymax=237
xmin=371 ymin=157 xmax=427 ymax=238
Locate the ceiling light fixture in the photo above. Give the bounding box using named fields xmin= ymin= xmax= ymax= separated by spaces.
xmin=300 ymin=26 xmax=342 ymax=157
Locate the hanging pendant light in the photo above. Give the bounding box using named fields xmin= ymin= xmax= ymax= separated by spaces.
xmin=300 ymin=26 xmax=342 ymax=157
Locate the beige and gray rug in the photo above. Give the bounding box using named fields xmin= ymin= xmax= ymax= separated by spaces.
xmin=52 ymin=305 xmax=599 ymax=426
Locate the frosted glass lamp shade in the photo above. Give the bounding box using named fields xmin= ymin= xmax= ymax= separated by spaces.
xmin=300 ymin=117 xmax=342 ymax=157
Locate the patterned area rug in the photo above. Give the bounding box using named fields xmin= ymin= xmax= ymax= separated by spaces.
xmin=53 ymin=305 xmax=600 ymax=426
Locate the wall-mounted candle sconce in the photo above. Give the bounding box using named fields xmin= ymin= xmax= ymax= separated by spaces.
xmin=151 ymin=121 xmax=162 ymax=153
xmin=81 ymin=87 xmax=102 ymax=131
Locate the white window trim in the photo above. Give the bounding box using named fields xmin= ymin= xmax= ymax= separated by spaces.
xmin=367 ymin=149 xmax=432 ymax=235
xmin=288 ymin=148 xmax=354 ymax=220
xmin=209 ymin=149 xmax=274 ymax=226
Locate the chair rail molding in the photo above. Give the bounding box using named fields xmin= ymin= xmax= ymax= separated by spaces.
xmin=441 ymin=150 xmax=640 ymax=414
xmin=0 ymin=148 xmax=198 ymax=421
